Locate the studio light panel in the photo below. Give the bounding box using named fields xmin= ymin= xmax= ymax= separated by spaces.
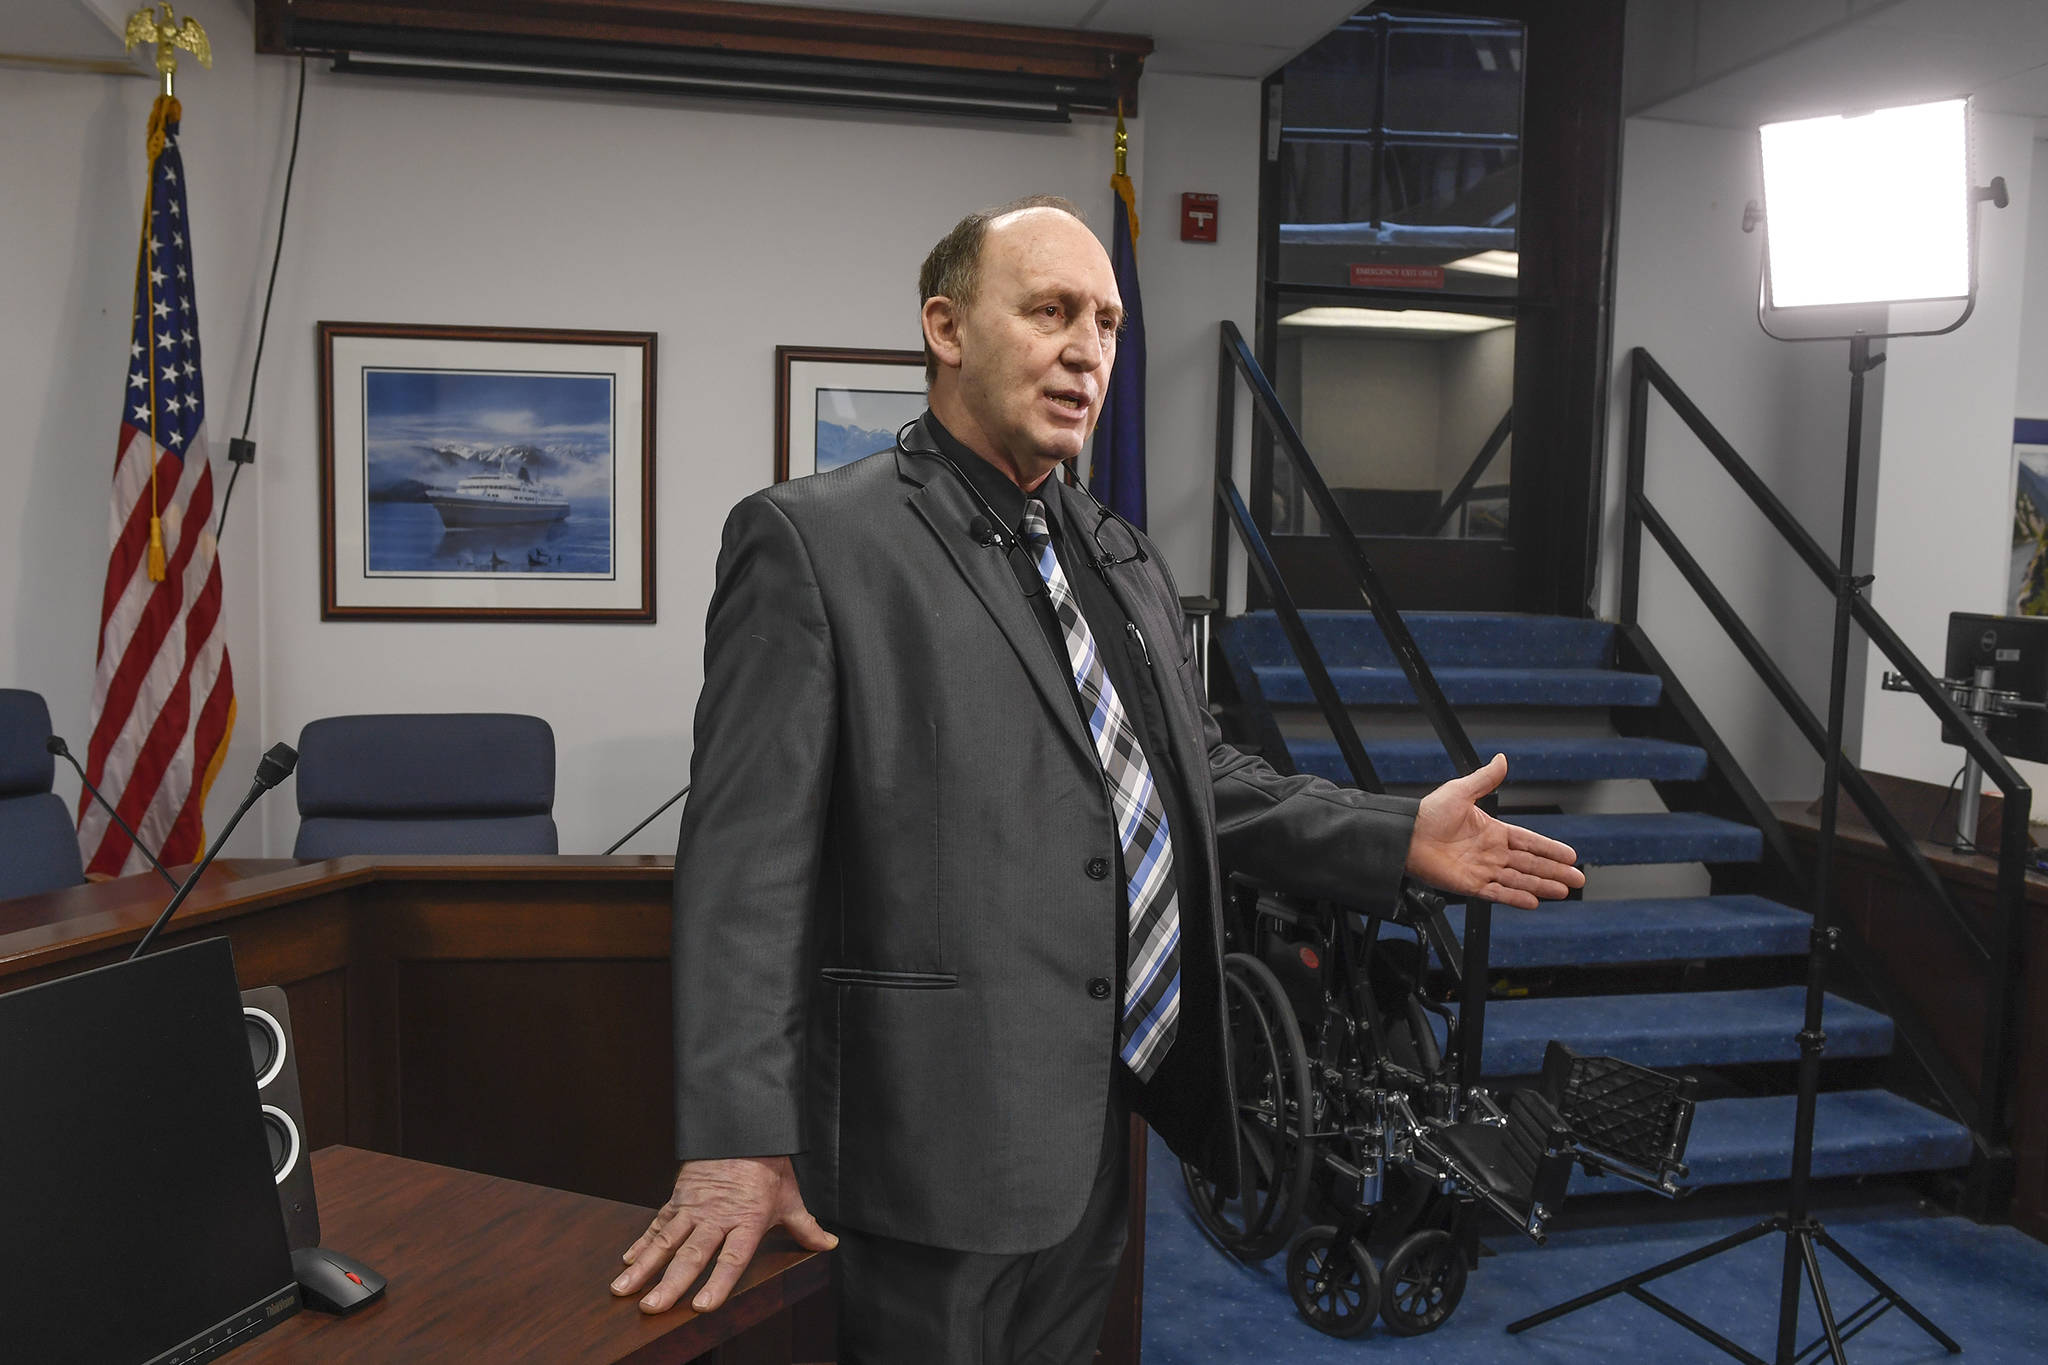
xmin=1759 ymin=98 xmax=1972 ymax=310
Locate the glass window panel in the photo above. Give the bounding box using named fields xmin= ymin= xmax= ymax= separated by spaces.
xmin=1273 ymin=8 xmax=1523 ymax=285
xmin=1266 ymin=303 xmax=1514 ymax=540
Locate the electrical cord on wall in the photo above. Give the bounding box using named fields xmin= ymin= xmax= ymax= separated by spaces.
xmin=218 ymin=56 xmax=307 ymax=540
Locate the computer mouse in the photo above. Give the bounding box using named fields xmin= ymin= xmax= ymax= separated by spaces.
xmin=291 ymin=1245 xmax=387 ymax=1315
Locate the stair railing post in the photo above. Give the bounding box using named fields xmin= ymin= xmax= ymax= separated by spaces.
xmin=1974 ymin=788 xmax=2032 ymax=1212
xmin=1620 ymin=349 xmax=1650 ymax=628
xmin=1211 ymin=327 xmax=1238 ymax=608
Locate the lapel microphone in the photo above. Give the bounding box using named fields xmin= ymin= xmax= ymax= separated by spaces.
xmin=968 ymin=515 xmax=1002 ymax=548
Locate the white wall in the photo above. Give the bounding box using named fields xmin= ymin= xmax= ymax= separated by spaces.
xmin=1281 ymin=326 xmax=1514 ymax=499
xmin=0 ymin=10 xmax=1262 ymax=860
xmin=1126 ymin=74 xmax=1262 ymax=591
xmin=1294 ymin=336 xmax=1442 ymax=490
xmin=2017 ymin=137 xmax=2048 ymax=420
xmin=1598 ymin=116 xmax=1860 ymax=801
xmin=1434 ymin=325 xmax=1515 ymax=490
xmin=1857 ymin=114 xmax=2042 ymax=793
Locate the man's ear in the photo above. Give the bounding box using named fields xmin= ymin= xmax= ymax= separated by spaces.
xmin=922 ymin=296 xmax=964 ymax=372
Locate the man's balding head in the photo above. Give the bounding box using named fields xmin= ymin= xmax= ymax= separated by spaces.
xmin=918 ymin=196 xmax=1085 ymax=383
xmin=918 ymin=197 xmax=1122 ymax=490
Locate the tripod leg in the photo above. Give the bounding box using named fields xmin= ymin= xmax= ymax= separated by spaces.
xmin=1506 ymin=1218 xmax=1778 ymax=1334
xmin=1796 ymin=1230 xmax=1849 ymax=1365
xmin=1813 ymin=1228 xmax=1961 ymax=1353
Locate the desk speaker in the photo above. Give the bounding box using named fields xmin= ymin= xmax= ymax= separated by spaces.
xmin=241 ymin=986 xmax=321 ymax=1250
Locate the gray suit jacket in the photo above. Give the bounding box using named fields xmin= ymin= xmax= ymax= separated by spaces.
xmin=673 ymin=416 xmax=1417 ymax=1253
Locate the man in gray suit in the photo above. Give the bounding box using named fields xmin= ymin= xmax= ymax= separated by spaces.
xmin=610 ymin=196 xmax=1582 ymax=1360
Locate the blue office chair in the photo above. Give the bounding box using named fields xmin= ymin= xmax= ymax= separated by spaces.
xmin=292 ymin=713 xmax=559 ymax=858
xmin=0 ymin=690 xmax=86 ymax=899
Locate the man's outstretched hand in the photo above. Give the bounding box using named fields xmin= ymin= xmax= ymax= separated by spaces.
xmin=1406 ymin=753 xmax=1584 ymax=909
xmin=611 ymin=1156 xmax=837 ymax=1316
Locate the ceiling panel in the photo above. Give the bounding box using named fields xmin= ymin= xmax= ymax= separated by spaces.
xmin=2 ymin=0 xmax=151 ymax=74
xmin=1638 ymin=0 xmax=2048 ymax=128
xmin=1086 ymin=0 xmax=1362 ymax=75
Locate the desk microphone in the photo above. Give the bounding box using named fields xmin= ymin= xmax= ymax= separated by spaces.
xmin=46 ymin=735 xmax=178 ymax=889
xmin=129 ymin=742 xmax=298 ymax=960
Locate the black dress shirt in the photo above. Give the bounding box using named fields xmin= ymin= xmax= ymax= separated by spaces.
xmin=924 ymin=415 xmax=1198 ymax=1081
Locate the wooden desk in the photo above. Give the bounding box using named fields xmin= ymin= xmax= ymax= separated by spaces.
xmin=237 ymin=1147 xmax=828 ymax=1363
xmin=0 ymin=858 xmax=1146 ymax=1363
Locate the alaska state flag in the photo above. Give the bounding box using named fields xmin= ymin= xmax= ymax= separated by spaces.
xmin=1092 ymin=173 xmax=1147 ymax=530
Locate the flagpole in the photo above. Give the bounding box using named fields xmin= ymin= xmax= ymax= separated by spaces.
xmin=125 ymin=4 xmax=213 ymax=582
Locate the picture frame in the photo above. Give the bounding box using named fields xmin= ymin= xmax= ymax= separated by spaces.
xmin=318 ymin=321 xmax=656 ymax=622
xmin=775 ymin=346 xmax=927 ymax=483
xmin=2010 ymin=418 xmax=2048 ymax=615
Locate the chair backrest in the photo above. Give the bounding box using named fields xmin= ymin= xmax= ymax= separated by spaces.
xmin=0 ymin=690 xmax=86 ymax=900
xmin=292 ymin=713 xmax=559 ymax=858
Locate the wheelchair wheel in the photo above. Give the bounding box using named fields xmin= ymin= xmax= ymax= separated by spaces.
xmin=1379 ymin=1228 xmax=1468 ymax=1336
xmin=1179 ymin=952 xmax=1314 ymax=1262
xmin=1286 ymin=1224 xmax=1381 ymax=1338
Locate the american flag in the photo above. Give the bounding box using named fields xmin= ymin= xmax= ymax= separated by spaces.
xmin=78 ymin=99 xmax=236 ymax=877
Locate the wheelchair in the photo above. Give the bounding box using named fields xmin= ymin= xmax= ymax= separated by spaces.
xmin=1179 ymin=876 xmax=1699 ymax=1339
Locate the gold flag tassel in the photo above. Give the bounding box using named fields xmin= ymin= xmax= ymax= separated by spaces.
xmin=125 ymin=5 xmax=211 ymax=583
xmin=1112 ymin=102 xmax=1139 ymax=243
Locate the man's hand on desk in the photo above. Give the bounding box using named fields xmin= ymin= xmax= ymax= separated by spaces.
xmin=1406 ymin=753 xmax=1586 ymax=909
xmin=611 ymin=1156 xmax=838 ymax=1315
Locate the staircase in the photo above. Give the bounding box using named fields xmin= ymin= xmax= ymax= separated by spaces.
xmin=1216 ymin=607 xmax=1976 ymax=1195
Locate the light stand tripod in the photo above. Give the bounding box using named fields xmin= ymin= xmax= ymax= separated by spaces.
xmin=1505 ymin=336 xmax=1959 ymax=1365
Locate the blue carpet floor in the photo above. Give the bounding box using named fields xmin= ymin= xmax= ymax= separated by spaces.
xmin=1142 ymin=1133 xmax=2048 ymax=1364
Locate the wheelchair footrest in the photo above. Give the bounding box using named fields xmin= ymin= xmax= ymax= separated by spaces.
xmin=1437 ymin=1090 xmax=1575 ymax=1227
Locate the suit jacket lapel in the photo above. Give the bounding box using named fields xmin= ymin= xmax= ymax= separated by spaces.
xmin=899 ymin=442 xmax=1097 ymax=768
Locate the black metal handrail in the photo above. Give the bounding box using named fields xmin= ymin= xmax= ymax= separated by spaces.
xmin=1421 ymin=409 xmax=1512 ymax=536
xmin=1211 ymin=319 xmax=1497 ymax=1091
xmin=1620 ymin=345 xmax=2030 ymax=1167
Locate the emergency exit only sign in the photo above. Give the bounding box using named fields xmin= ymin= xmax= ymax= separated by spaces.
xmin=1181 ymin=193 xmax=1218 ymax=242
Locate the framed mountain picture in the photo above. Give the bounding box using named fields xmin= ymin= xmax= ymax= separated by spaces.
xmin=319 ymin=322 xmax=656 ymax=621
xmin=775 ymin=346 xmax=927 ymax=483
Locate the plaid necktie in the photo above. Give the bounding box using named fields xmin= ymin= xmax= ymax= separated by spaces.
xmin=1022 ymin=499 xmax=1179 ymax=1081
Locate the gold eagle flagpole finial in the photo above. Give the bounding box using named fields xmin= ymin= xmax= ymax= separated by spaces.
xmin=124 ymin=4 xmax=211 ymax=99
xmin=123 ymin=5 xmax=209 ymax=579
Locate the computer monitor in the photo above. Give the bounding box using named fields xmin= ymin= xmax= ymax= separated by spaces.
xmin=0 ymin=937 xmax=299 ymax=1364
xmin=1942 ymin=611 xmax=2048 ymax=763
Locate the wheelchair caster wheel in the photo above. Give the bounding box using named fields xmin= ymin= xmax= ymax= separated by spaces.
xmin=1286 ymin=1224 xmax=1381 ymax=1338
xmin=1379 ymin=1228 xmax=1467 ymax=1336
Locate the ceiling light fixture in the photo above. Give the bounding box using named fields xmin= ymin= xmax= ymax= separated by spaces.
xmin=1446 ymin=250 xmax=1519 ymax=278
xmin=1279 ymin=308 xmax=1513 ymax=335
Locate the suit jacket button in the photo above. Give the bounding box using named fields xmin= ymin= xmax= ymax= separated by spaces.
xmin=1088 ymin=977 xmax=1112 ymax=999
xmin=1086 ymin=856 xmax=1111 ymax=879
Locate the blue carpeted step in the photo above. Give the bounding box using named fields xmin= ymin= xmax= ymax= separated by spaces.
xmin=1475 ymin=985 xmax=1893 ymax=1076
xmin=1512 ymin=812 xmax=1762 ymax=866
xmin=1292 ymin=736 xmax=1706 ymax=785
xmin=1252 ymin=662 xmax=1662 ymax=707
xmin=1228 ymin=610 xmax=1617 ymax=670
xmin=1571 ymin=1090 xmax=1973 ymax=1193
xmin=1440 ymin=895 xmax=1810 ymax=967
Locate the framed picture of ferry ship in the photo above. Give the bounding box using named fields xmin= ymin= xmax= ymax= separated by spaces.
xmin=775 ymin=346 xmax=927 ymax=482
xmin=319 ymin=322 xmax=656 ymax=621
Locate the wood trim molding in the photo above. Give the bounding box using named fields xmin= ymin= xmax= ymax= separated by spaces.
xmin=256 ymin=0 xmax=1151 ymax=113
